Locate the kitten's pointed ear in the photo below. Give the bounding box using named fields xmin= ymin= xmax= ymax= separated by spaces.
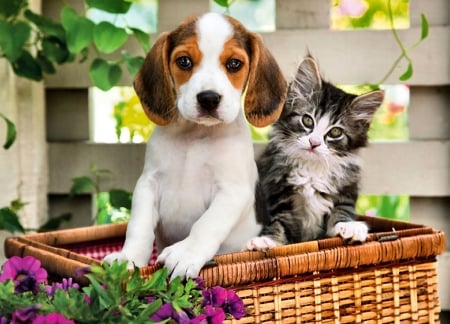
xmin=292 ymin=57 xmax=322 ymax=97
xmin=350 ymin=90 xmax=385 ymax=123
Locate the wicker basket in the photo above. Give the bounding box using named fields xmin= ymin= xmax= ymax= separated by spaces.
xmin=4 ymin=216 xmax=446 ymax=323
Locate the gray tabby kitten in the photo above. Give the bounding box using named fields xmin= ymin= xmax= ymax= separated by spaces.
xmin=248 ymin=56 xmax=384 ymax=250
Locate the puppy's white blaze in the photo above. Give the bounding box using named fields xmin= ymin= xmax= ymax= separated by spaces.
xmin=197 ymin=13 xmax=233 ymax=65
xmin=177 ymin=12 xmax=242 ymax=125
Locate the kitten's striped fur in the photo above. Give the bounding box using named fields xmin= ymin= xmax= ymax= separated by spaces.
xmin=249 ymin=57 xmax=384 ymax=250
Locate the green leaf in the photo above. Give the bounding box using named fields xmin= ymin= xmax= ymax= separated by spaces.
xmin=86 ymin=0 xmax=132 ymax=14
xmin=138 ymin=299 xmax=163 ymax=320
xmin=109 ymin=189 xmax=132 ymax=209
xmin=41 ymin=36 xmax=71 ymax=64
xmin=420 ymin=13 xmax=429 ymax=40
xmin=0 ymin=0 xmax=27 ymax=19
xmin=0 ymin=20 xmax=31 ymax=62
xmin=10 ymin=199 xmax=27 ymax=212
xmin=0 ymin=207 xmax=25 ymax=233
xmin=126 ymin=56 xmax=144 ymax=76
xmin=93 ymin=21 xmax=128 ymax=54
xmin=24 ymin=9 xmax=66 ymax=40
xmin=214 ymin=0 xmax=230 ymax=8
xmin=70 ymin=176 xmax=95 ymax=196
xmin=38 ymin=212 xmax=72 ymax=232
xmin=399 ymin=62 xmax=413 ymax=81
xmin=0 ymin=112 xmax=16 ymax=149
xmin=84 ymin=273 xmax=116 ymax=307
xmin=89 ymin=58 xmax=122 ymax=91
xmin=61 ymin=6 xmax=94 ymax=54
xmin=36 ymin=51 xmax=56 ymax=74
xmin=11 ymin=50 xmax=43 ymax=81
xmin=131 ymin=28 xmax=150 ymax=52
xmin=143 ymin=268 xmax=169 ymax=292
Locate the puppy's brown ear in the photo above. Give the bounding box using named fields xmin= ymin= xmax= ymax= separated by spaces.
xmin=133 ymin=32 xmax=176 ymax=126
xmin=244 ymin=34 xmax=287 ymax=127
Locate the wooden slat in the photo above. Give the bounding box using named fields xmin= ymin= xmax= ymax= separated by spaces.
xmin=410 ymin=0 xmax=450 ymax=26
xmin=410 ymin=197 xmax=450 ymax=236
xmin=48 ymin=141 xmax=449 ymax=197
xmin=275 ymin=0 xmax=330 ymax=29
xmin=409 ymin=86 xmax=450 ymax=140
xmin=157 ymin=0 xmax=209 ymax=32
xmin=359 ymin=140 xmax=449 ymax=196
xmin=43 ymin=26 xmax=450 ymax=88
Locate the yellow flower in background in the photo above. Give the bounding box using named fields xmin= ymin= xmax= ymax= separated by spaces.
xmin=113 ymin=88 xmax=155 ymax=142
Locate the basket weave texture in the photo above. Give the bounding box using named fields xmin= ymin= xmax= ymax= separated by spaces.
xmin=4 ymin=216 xmax=446 ymax=323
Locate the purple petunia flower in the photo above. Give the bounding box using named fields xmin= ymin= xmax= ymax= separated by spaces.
xmin=202 ymin=286 xmax=227 ymax=308
xmin=202 ymin=286 xmax=245 ymax=319
xmin=223 ymin=290 xmax=245 ymax=319
xmin=0 ymin=256 xmax=47 ymax=293
xmin=45 ymin=278 xmax=80 ymax=297
xmin=150 ymin=302 xmax=175 ymax=322
xmin=32 ymin=313 xmax=75 ymax=324
xmin=194 ymin=277 xmax=206 ymax=291
xmin=12 ymin=305 xmax=40 ymax=323
xmin=203 ymin=305 xmax=225 ymax=324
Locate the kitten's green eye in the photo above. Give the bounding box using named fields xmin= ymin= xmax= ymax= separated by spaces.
xmin=302 ymin=115 xmax=314 ymax=128
xmin=328 ymin=127 xmax=344 ymax=139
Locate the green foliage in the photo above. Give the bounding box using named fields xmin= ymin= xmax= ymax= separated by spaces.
xmin=0 ymin=112 xmax=16 ymax=149
xmin=0 ymin=198 xmax=72 ymax=234
xmin=0 ymin=206 xmax=25 ymax=234
xmin=0 ymin=0 xmax=147 ymax=90
xmin=69 ymin=165 xmax=131 ymax=224
xmin=356 ymin=195 xmax=410 ymax=221
xmin=0 ymin=258 xmax=226 ymax=323
xmin=38 ymin=213 xmax=72 ymax=232
xmin=89 ymin=58 xmax=122 ymax=91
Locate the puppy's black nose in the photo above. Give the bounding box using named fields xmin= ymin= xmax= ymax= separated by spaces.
xmin=197 ymin=91 xmax=221 ymax=111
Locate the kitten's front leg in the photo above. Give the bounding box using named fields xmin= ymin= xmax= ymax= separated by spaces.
xmin=246 ymin=235 xmax=280 ymax=251
xmin=333 ymin=221 xmax=368 ymax=243
xmin=246 ymin=220 xmax=287 ymax=251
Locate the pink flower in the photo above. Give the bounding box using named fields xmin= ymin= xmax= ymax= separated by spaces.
xmin=0 ymin=256 xmax=47 ymax=293
xmin=338 ymin=0 xmax=367 ymax=17
xmin=32 ymin=313 xmax=75 ymax=324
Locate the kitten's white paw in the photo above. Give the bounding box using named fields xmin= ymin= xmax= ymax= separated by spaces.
xmin=334 ymin=221 xmax=368 ymax=242
xmin=246 ymin=236 xmax=279 ymax=251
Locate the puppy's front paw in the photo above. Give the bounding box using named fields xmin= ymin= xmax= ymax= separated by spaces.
xmin=157 ymin=241 xmax=208 ymax=280
xmin=246 ymin=236 xmax=279 ymax=251
xmin=103 ymin=251 xmax=148 ymax=269
xmin=334 ymin=221 xmax=368 ymax=243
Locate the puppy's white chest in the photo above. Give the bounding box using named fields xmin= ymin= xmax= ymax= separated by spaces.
xmin=158 ymin=142 xmax=214 ymax=218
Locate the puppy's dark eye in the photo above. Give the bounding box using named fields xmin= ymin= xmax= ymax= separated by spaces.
xmin=176 ymin=56 xmax=193 ymax=70
xmin=226 ymin=59 xmax=242 ymax=72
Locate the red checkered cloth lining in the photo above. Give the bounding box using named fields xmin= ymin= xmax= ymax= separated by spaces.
xmin=61 ymin=238 xmax=159 ymax=265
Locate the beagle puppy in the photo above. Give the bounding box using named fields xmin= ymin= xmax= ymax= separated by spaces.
xmin=104 ymin=12 xmax=286 ymax=279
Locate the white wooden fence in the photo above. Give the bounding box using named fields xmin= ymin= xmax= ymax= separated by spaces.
xmin=1 ymin=0 xmax=448 ymax=311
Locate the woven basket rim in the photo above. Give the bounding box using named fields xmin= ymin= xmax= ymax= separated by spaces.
xmin=4 ymin=215 xmax=446 ymax=287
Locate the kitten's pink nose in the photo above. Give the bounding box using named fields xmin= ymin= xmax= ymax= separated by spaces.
xmin=309 ymin=137 xmax=321 ymax=149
